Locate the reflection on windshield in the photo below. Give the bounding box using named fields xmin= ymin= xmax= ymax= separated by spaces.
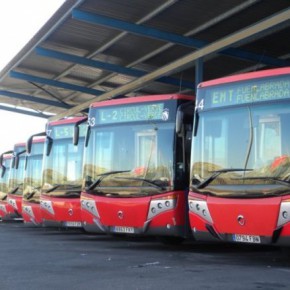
xmin=9 ymin=156 xmax=25 ymax=196
xmin=23 ymin=142 xmax=44 ymax=202
xmin=191 ymin=101 xmax=290 ymax=197
xmin=83 ymin=123 xmax=174 ymax=196
xmin=42 ymin=137 xmax=84 ymax=196
xmin=0 ymin=157 xmax=11 ymax=200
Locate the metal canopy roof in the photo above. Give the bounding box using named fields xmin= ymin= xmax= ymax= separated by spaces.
xmin=0 ymin=0 xmax=289 ymax=120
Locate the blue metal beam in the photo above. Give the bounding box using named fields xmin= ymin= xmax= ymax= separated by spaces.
xmin=72 ymin=9 xmax=205 ymax=48
xmin=9 ymin=71 xmax=105 ymax=96
xmin=0 ymin=90 xmax=71 ymax=109
xmin=35 ymin=47 xmax=195 ymax=89
xmin=72 ymin=9 xmax=290 ymax=68
xmin=0 ymin=105 xmax=50 ymax=118
xmin=195 ymin=58 xmax=203 ymax=94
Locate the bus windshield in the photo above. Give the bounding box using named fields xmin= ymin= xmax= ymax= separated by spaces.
xmin=83 ymin=121 xmax=174 ymax=197
xmin=0 ymin=157 xmax=12 ymax=199
xmin=42 ymin=124 xmax=85 ymax=195
xmin=23 ymin=142 xmax=44 ymax=202
xmin=191 ymin=100 xmax=290 ymax=197
xmin=9 ymin=154 xmax=25 ymax=196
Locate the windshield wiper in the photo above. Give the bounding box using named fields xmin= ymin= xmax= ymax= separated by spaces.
xmin=45 ymin=184 xmax=81 ymax=193
xmin=114 ymin=177 xmax=166 ymax=190
xmin=193 ymin=168 xmax=253 ymax=189
xmin=235 ymin=176 xmax=290 ymax=188
xmin=9 ymin=183 xmax=23 ymax=194
xmin=87 ymin=170 xmax=131 ymax=190
xmin=1 ymin=194 xmax=7 ymax=201
xmin=53 ymin=191 xmax=81 ymax=198
xmin=26 ymin=186 xmax=41 ymax=200
xmin=45 ymin=184 xmax=60 ymax=193
xmin=26 ymin=192 xmax=36 ymax=200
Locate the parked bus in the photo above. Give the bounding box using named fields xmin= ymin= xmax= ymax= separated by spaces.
xmin=22 ymin=135 xmax=45 ymax=226
xmin=6 ymin=143 xmax=26 ymax=220
xmin=40 ymin=117 xmax=87 ymax=228
xmin=0 ymin=151 xmax=13 ymax=220
xmin=81 ymin=94 xmax=194 ymax=243
xmin=189 ymin=67 xmax=290 ymax=246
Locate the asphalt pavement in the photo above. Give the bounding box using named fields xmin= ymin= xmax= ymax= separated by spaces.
xmin=0 ymin=222 xmax=290 ymax=290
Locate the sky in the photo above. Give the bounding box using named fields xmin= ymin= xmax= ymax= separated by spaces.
xmin=0 ymin=0 xmax=65 ymax=153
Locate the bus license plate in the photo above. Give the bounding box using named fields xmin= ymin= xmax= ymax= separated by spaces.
xmin=233 ymin=234 xmax=261 ymax=244
xmin=113 ymin=226 xmax=134 ymax=234
xmin=64 ymin=221 xmax=82 ymax=227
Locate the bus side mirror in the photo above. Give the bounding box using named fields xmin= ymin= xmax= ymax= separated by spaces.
xmin=15 ymin=155 xmax=20 ymax=169
xmin=73 ymin=125 xmax=79 ymax=146
xmin=46 ymin=136 xmax=53 ymax=156
xmin=85 ymin=126 xmax=91 ymax=148
xmin=0 ymin=150 xmax=14 ymax=177
xmin=25 ymin=155 xmax=28 ymax=170
xmin=74 ymin=117 xmax=88 ymax=146
xmin=15 ymin=150 xmax=26 ymax=170
xmin=176 ymin=110 xmax=184 ymax=136
xmin=1 ymin=166 xmax=6 ymax=178
xmin=193 ymin=111 xmax=199 ymax=137
xmin=27 ymin=132 xmax=46 ymax=154
xmin=176 ymin=101 xmax=195 ymax=137
xmin=26 ymin=136 xmax=33 ymax=154
xmin=0 ymin=150 xmax=13 ymax=167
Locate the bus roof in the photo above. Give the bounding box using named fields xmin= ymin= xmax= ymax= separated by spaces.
xmin=198 ymin=67 xmax=290 ymax=88
xmin=48 ymin=116 xmax=87 ymax=126
xmin=90 ymin=94 xmax=194 ymax=108
xmin=14 ymin=142 xmax=26 ymax=149
xmin=31 ymin=138 xmax=45 ymax=144
xmin=2 ymin=153 xmax=13 ymax=160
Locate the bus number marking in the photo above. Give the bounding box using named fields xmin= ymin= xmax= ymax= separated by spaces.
xmin=196 ymin=99 xmax=204 ymax=111
xmin=88 ymin=117 xmax=96 ymax=127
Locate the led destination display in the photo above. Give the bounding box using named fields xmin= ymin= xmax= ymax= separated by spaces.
xmin=199 ymin=74 xmax=290 ymax=109
xmin=96 ymin=103 xmax=165 ymax=124
xmin=49 ymin=123 xmax=87 ymax=139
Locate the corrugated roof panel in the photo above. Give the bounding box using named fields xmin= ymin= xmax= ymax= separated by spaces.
xmin=144 ymin=0 xmax=247 ymax=34
xmin=69 ymin=64 xmax=105 ymax=82
xmin=80 ymin=0 xmax=174 ymax=22
xmin=0 ymin=0 xmax=288 ymax=118
xmin=194 ymin=0 xmax=290 ymax=42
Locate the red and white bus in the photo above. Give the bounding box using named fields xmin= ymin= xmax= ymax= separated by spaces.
xmin=0 ymin=151 xmax=13 ymax=220
xmin=6 ymin=143 xmax=26 ymax=220
xmin=81 ymin=94 xmax=194 ymax=243
xmin=22 ymin=135 xmax=45 ymax=226
xmin=40 ymin=117 xmax=87 ymax=228
xmin=189 ymin=67 xmax=290 ymax=246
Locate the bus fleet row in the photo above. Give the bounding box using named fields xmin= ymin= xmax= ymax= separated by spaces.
xmin=1 ymin=67 xmax=290 ymax=247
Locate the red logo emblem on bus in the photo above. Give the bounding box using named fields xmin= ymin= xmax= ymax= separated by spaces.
xmin=237 ymin=215 xmax=245 ymax=226
xmin=118 ymin=211 xmax=124 ymax=219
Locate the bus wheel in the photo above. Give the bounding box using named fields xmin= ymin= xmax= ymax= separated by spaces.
xmin=158 ymin=236 xmax=185 ymax=245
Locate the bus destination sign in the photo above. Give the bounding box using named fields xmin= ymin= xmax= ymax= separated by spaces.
xmin=200 ymin=74 xmax=290 ymax=110
xmin=50 ymin=123 xmax=87 ymax=139
xmin=96 ymin=103 xmax=166 ymax=124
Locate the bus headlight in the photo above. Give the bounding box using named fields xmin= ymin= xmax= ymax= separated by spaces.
xmin=0 ymin=204 xmax=7 ymax=213
xmin=81 ymin=199 xmax=99 ymax=218
xmin=8 ymin=198 xmax=18 ymax=210
xmin=40 ymin=200 xmax=54 ymax=215
xmin=277 ymin=200 xmax=290 ymax=227
xmin=23 ymin=205 xmax=34 ymax=218
xmin=188 ymin=197 xmax=213 ymax=223
xmin=147 ymin=194 xmax=177 ymax=219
